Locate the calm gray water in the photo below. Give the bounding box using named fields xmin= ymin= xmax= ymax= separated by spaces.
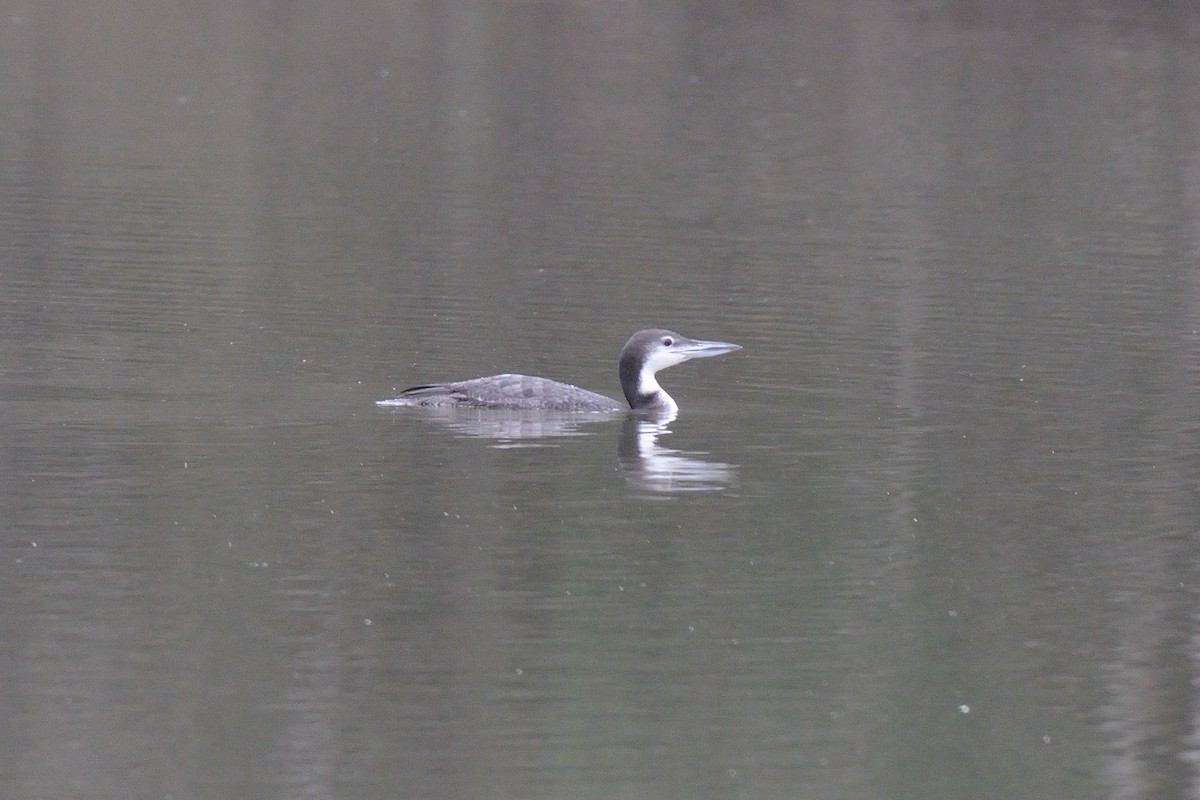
xmin=3 ymin=2 xmax=1200 ymax=799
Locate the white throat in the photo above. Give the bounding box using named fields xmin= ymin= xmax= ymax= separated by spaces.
xmin=637 ymin=367 xmax=678 ymax=414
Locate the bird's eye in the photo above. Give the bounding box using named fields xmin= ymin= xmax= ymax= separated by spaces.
xmin=662 ymin=337 xmax=674 ymax=347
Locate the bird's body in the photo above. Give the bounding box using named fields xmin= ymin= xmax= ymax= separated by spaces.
xmin=377 ymin=329 xmax=740 ymax=414
xmin=385 ymin=373 xmax=626 ymax=412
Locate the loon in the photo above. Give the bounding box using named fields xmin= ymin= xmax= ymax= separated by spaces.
xmin=377 ymin=329 xmax=741 ymax=413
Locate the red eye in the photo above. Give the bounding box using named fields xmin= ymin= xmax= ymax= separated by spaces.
xmin=662 ymin=337 xmax=674 ymax=346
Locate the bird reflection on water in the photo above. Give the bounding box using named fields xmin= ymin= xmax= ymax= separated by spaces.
xmin=378 ymin=406 xmax=737 ymax=493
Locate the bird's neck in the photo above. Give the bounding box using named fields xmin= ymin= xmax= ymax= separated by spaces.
xmin=622 ymin=367 xmax=678 ymax=413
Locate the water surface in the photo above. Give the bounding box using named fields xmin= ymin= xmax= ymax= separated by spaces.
xmin=3 ymin=2 xmax=1200 ymax=799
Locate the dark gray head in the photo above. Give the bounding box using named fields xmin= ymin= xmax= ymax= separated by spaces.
xmin=618 ymin=329 xmax=741 ymax=412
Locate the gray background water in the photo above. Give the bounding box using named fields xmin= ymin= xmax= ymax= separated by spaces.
xmin=4 ymin=2 xmax=1200 ymax=798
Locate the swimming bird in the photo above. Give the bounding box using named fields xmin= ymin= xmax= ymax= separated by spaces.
xmin=376 ymin=329 xmax=741 ymax=413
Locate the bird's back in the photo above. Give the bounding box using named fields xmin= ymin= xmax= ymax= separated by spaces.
xmin=380 ymin=373 xmax=625 ymax=412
